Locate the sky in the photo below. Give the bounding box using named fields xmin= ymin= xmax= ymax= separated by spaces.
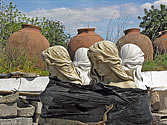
xmin=5 ymin=0 xmax=167 ymax=41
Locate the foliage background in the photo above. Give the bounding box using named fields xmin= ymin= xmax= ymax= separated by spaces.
xmin=1 ymin=0 xmax=167 ymax=74
xmin=138 ymin=4 xmax=167 ymax=71
xmin=138 ymin=4 xmax=167 ymax=41
xmin=0 ymin=0 xmax=70 ymax=75
xmin=0 ymin=0 xmax=70 ymax=48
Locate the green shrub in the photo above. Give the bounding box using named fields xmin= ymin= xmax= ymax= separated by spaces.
xmin=138 ymin=4 xmax=167 ymax=41
xmin=142 ymin=54 xmax=167 ymax=71
xmin=0 ymin=0 xmax=70 ymax=48
xmin=0 ymin=47 xmax=49 ymax=76
xmin=0 ymin=0 xmax=70 ymax=75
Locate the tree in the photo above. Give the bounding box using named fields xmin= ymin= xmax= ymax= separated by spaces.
xmin=0 ymin=0 xmax=70 ymax=74
xmin=0 ymin=0 xmax=70 ymax=48
xmin=138 ymin=4 xmax=167 ymax=41
xmin=40 ymin=18 xmax=70 ymax=47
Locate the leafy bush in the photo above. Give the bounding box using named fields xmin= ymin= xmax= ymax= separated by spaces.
xmin=40 ymin=18 xmax=70 ymax=47
xmin=0 ymin=0 xmax=70 ymax=75
xmin=138 ymin=4 xmax=167 ymax=41
xmin=0 ymin=47 xmax=49 ymax=76
xmin=0 ymin=0 xmax=70 ymax=48
xmin=142 ymin=54 xmax=167 ymax=71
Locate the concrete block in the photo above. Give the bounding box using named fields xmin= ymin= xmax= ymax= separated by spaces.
xmin=0 ymin=103 xmax=17 ymax=118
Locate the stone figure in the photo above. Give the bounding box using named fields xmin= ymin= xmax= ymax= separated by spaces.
xmin=41 ymin=45 xmax=82 ymax=84
xmin=120 ymin=43 xmax=147 ymax=90
xmin=87 ymin=40 xmax=137 ymax=88
xmin=73 ymin=48 xmax=91 ymax=85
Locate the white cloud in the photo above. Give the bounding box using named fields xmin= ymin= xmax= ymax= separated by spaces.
xmin=141 ymin=3 xmax=152 ymax=9
xmin=121 ymin=3 xmax=141 ymax=16
xmin=129 ymin=20 xmax=134 ymax=24
xmin=154 ymin=0 xmax=167 ymax=6
xmin=141 ymin=0 xmax=167 ymax=10
xmin=24 ymin=3 xmax=146 ymax=37
xmin=25 ymin=6 xmax=120 ymax=23
xmin=24 ymin=5 xmax=121 ymax=35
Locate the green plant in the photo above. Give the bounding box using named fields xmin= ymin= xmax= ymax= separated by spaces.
xmin=138 ymin=4 xmax=167 ymax=41
xmin=0 ymin=47 xmax=49 ymax=75
xmin=142 ymin=54 xmax=167 ymax=71
xmin=39 ymin=18 xmax=70 ymax=47
xmin=0 ymin=0 xmax=70 ymax=75
xmin=0 ymin=0 xmax=70 ymax=48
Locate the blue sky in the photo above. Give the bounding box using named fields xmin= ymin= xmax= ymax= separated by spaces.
xmin=5 ymin=0 xmax=167 ymax=42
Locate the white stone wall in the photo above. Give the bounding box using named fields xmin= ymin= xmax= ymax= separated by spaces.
xmin=142 ymin=71 xmax=167 ymax=88
xmin=0 ymin=76 xmax=49 ymax=92
xmin=1 ymin=71 xmax=167 ymax=92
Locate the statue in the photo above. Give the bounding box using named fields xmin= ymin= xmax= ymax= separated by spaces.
xmin=87 ymin=40 xmax=137 ymax=88
xmin=120 ymin=43 xmax=147 ymax=90
xmin=40 ymin=42 xmax=152 ymax=124
xmin=41 ymin=45 xmax=82 ymax=84
xmin=73 ymin=48 xmax=91 ymax=85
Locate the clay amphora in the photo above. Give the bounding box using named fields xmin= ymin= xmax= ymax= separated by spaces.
xmin=67 ymin=28 xmax=104 ymax=60
xmin=116 ymin=28 xmax=153 ymax=61
xmin=153 ymin=31 xmax=167 ymax=55
xmin=7 ymin=24 xmax=50 ymax=69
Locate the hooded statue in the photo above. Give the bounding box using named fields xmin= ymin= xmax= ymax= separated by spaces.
xmin=87 ymin=40 xmax=137 ymax=88
xmin=120 ymin=44 xmax=146 ymax=89
xmin=73 ymin=48 xmax=91 ymax=85
xmin=41 ymin=45 xmax=82 ymax=84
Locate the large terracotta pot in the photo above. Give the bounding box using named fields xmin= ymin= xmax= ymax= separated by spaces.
xmin=7 ymin=24 xmax=50 ymax=69
xmin=67 ymin=28 xmax=104 ymax=60
xmin=153 ymin=31 xmax=167 ymax=54
xmin=116 ymin=28 xmax=153 ymax=61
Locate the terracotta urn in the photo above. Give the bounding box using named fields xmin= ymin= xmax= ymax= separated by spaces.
xmin=7 ymin=24 xmax=50 ymax=69
xmin=153 ymin=31 xmax=167 ymax=54
xmin=67 ymin=28 xmax=104 ymax=60
xmin=116 ymin=28 xmax=153 ymax=61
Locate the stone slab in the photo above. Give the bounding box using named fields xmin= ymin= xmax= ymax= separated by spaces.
xmin=142 ymin=71 xmax=167 ymax=88
xmin=0 ymin=103 xmax=17 ymax=118
xmin=1 ymin=71 xmax=167 ymax=92
xmin=31 ymin=101 xmax=42 ymax=123
xmin=0 ymin=93 xmax=19 ymax=104
xmin=0 ymin=117 xmax=32 ymax=125
xmin=16 ymin=117 xmax=33 ymax=125
xmin=0 ymin=78 xmax=20 ymax=91
xmin=0 ymin=118 xmax=17 ymax=125
xmin=19 ymin=77 xmax=49 ymax=91
xmin=31 ymin=101 xmax=42 ymax=114
xmin=17 ymin=105 xmax=35 ymax=117
xmin=0 ymin=76 xmax=49 ymax=92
